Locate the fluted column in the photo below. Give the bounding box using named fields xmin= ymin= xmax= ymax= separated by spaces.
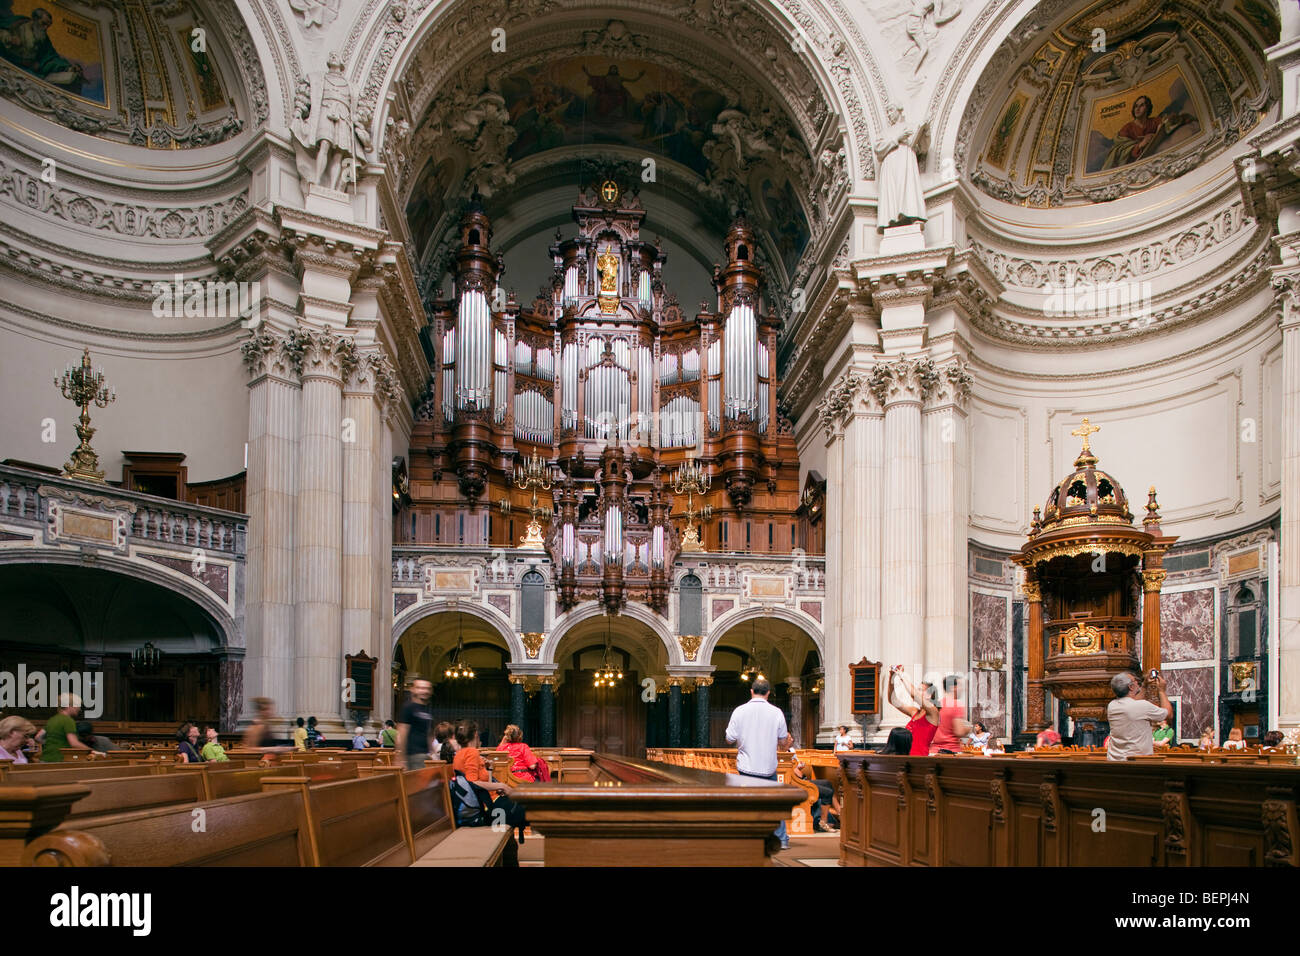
xmin=923 ymin=360 xmax=972 ymax=682
xmin=294 ymin=329 xmax=355 ymax=728
xmin=874 ymin=358 xmax=929 ymax=702
xmin=1275 ymin=272 xmax=1300 ymax=729
xmin=242 ymin=331 xmax=302 ymax=717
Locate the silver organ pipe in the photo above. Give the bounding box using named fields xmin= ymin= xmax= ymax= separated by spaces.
xmin=576 ymin=538 xmax=588 ymax=567
xmin=604 ymin=506 xmax=623 ymax=566
xmin=455 ymin=289 xmax=491 ymax=409
xmin=658 ymin=395 xmax=699 ymax=448
xmin=493 ymin=329 xmax=509 ymax=424
xmin=515 ymin=341 xmax=532 ymax=375
xmin=757 ymin=338 xmax=770 ymax=432
xmin=441 ymin=327 xmax=456 ymax=422
xmin=724 ymin=302 xmax=758 ymax=419
xmin=651 ymin=525 xmax=664 ymax=568
xmin=637 ymin=347 xmax=652 ymax=441
xmin=638 ymin=271 xmax=652 ymax=307
xmin=564 ymin=265 xmax=578 ymax=302
xmin=513 ymin=390 xmax=554 ymax=444
xmin=706 ymin=339 xmax=721 ymax=433
xmin=758 ymin=382 xmax=770 ymax=432
xmin=535 ymin=347 xmax=553 ymax=381
xmin=682 ymin=348 xmax=699 ymax=382
xmin=660 ymin=352 xmax=678 ymax=386
xmin=562 ymin=522 xmax=575 ymax=565
xmin=561 ymin=343 xmax=578 ymax=430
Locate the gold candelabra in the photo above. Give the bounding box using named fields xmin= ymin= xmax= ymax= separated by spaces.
xmin=55 ymin=348 xmax=116 ymax=483
xmin=514 ymin=451 xmax=553 ymax=550
xmin=673 ymin=458 xmax=712 ymax=552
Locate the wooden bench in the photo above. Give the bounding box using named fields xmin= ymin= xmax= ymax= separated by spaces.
xmin=15 ymin=765 xmax=511 ymax=867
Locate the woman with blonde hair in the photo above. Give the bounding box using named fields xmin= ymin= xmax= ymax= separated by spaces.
xmin=0 ymin=716 xmax=36 ymax=763
xmin=497 ymin=724 xmax=540 ymax=782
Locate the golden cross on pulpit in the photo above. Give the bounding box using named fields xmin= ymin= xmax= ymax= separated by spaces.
xmin=600 ymin=179 xmax=620 ymax=203
xmin=1071 ymin=417 xmax=1100 ymax=453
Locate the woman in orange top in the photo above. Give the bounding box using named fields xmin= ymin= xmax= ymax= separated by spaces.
xmin=497 ymin=724 xmax=540 ymax=782
xmin=451 ymin=720 xmax=528 ymax=843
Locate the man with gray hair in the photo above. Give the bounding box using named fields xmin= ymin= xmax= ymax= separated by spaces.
xmin=1106 ymin=670 xmax=1172 ymax=761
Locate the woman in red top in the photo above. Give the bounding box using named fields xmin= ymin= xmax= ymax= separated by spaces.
xmin=886 ymin=665 xmax=938 ymax=756
xmin=497 ymin=724 xmax=540 ymax=782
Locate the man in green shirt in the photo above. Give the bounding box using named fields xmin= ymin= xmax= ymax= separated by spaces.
xmin=380 ymin=719 xmax=397 ymax=748
xmin=40 ymin=694 xmax=92 ymax=762
xmin=1153 ymin=719 xmax=1175 ymax=749
xmin=200 ymin=727 xmax=229 ymax=762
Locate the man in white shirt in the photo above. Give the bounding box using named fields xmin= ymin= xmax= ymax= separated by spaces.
xmin=1106 ymin=671 xmax=1172 ymax=761
xmin=726 ymin=677 xmax=793 ymax=849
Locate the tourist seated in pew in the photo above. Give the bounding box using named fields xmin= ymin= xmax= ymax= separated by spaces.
xmin=451 ymin=720 xmax=528 ymax=844
xmin=434 ymin=721 xmax=457 ymax=762
xmin=41 ymin=693 xmax=92 ymax=762
xmin=968 ymin=721 xmax=991 ymax=750
xmin=293 ymin=717 xmax=309 ymax=751
xmin=790 ymin=746 xmax=838 ymax=832
xmin=834 ymin=725 xmax=854 ymax=752
xmin=306 ymin=716 xmax=324 ymax=749
xmin=352 ymin=727 xmax=369 ymax=750
xmin=879 ymin=726 xmax=912 ymax=755
xmin=1223 ymin=727 xmax=1247 ymax=750
xmin=201 ymin=727 xmax=229 ymax=762
xmin=982 ymin=736 xmax=1006 ymax=756
xmin=1153 ymin=719 xmax=1174 ymax=749
xmin=1034 ymin=729 xmax=1062 ymax=749
xmin=0 ymin=715 xmax=36 ymax=763
xmin=75 ymin=721 xmax=115 ymax=753
xmin=1197 ymin=727 xmax=1215 ymax=751
xmin=886 ymin=665 xmax=938 ymax=756
xmin=380 ymin=720 xmax=397 ymax=748
xmin=497 ymin=724 xmax=542 ymax=781
xmin=177 ymin=722 xmax=205 ymax=763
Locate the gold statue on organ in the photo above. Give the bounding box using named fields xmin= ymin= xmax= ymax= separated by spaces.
xmin=597 ymin=246 xmax=619 ymax=313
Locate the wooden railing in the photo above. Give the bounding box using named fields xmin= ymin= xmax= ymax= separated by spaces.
xmin=509 ymin=752 xmax=805 ymax=866
xmin=836 ymin=751 xmax=1300 ymax=867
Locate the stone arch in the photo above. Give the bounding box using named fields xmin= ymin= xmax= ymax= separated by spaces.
xmin=0 ymin=551 xmax=239 ymax=650
xmin=544 ymin=600 xmax=680 ymax=668
xmin=701 ymin=603 xmax=824 ymax=671
xmin=391 ymin=597 xmax=525 ymax=662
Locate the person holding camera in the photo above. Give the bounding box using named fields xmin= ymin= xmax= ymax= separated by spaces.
xmin=1106 ymin=670 xmax=1173 ymax=761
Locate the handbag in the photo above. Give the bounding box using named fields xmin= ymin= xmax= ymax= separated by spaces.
xmin=534 ymin=755 xmax=551 ymax=782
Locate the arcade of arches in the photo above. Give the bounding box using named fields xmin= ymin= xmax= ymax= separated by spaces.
xmin=1 ymin=0 xmax=1298 ymax=761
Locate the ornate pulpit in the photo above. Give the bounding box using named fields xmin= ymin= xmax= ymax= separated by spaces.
xmin=1012 ymin=420 xmax=1177 ymax=745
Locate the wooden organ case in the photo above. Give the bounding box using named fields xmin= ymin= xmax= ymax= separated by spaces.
xmin=405 ymin=180 xmax=806 ymax=617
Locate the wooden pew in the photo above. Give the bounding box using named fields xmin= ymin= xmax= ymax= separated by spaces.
xmin=836 ymin=751 xmax=1300 ymax=867
xmin=645 ymin=748 xmax=817 ymax=835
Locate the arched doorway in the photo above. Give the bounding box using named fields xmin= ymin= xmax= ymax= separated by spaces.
xmin=705 ymin=615 xmax=822 ymax=747
xmin=393 ymin=610 xmax=516 ymax=743
xmin=0 ymin=563 xmax=230 ymax=727
xmin=550 ymin=612 xmax=669 ymax=753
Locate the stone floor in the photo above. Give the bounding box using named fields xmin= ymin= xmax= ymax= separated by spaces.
xmin=515 ymin=830 xmax=843 ymax=866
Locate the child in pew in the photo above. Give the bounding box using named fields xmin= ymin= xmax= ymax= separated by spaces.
xmin=201 ymin=727 xmax=230 ymax=762
xmin=1223 ymin=727 xmax=1247 ymax=750
xmin=177 ymin=723 xmax=205 ymax=762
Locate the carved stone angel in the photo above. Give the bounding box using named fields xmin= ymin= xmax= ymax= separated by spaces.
xmin=875 ymin=102 xmax=928 ymax=231
xmin=291 ymin=51 xmax=373 ymax=191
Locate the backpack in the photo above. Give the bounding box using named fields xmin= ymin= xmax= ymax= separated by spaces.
xmin=449 ymin=772 xmax=493 ymax=827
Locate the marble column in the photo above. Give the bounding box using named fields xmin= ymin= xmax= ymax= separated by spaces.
xmin=241 ymin=331 xmax=301 ymax=718
xmin=538 ymin=677 xmax=556 ymax=746
xmin=217 ymin=653 xmax=244 ymax=734
xmin=788 ymin=676 xmax=803 ymax=748
xmin=1276 ymin=273 xmax=1300 ymax=729
xmin=694 ymin=677 xmax=712 ymax=747
xmin=1024 ymin=575 xmax=1048 ymax=732
xmin=294 ymin=329 xmax=354 ymax=729
xmin=668 ymin=679 xmax=683 ymax=747
xmin=875 ymin=358 xmax=928 ymax=700
xmin=923 ymin=361 xmax=972 ymax=683
xmin=509 ymin=676 xmax=526 ymax=730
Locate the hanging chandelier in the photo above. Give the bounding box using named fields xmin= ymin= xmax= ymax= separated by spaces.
xmin=740 ymin=622 xmax=765 ymax=682
xmin=593 ymin=616 xmax=623 ymax=688
xmin=445 ymin=614 xmax=476 ymax=681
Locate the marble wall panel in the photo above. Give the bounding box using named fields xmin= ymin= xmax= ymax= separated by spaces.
xmin=1165 ymin=666 xmax=1214 ymax=741
xmin=1160 ymin=588 xmax=1215 ymax=662
xmin=971 ymin=591 xmax=1008 ymax=661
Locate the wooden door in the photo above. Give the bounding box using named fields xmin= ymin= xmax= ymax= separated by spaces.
xmin=559 ymin=670 xmax=644 ymax=754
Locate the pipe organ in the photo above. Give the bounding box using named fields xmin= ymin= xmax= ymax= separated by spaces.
xmin=407 ymin=182 xmax=805 ymax=616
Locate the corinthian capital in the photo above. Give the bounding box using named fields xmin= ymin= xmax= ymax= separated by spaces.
xmin=868 ymin=355 xmax=938 ymax=406
xmin=241 ymin=328 xmax=303 ymax=381
xmin=293 ymin=327 xmax=358 ymax=382
xmin=924 ymin=358 xmax=974 ymax=409
xmin=815 ymin=368 xmax=867 ymax=438
xmin=368 ymin=350 xmax=405 ymax=421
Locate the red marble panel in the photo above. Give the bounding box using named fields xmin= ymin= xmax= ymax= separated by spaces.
xmin=488 ymin=593 xmax=512 ymax=616
xmin=1165 ymin=666 xmax=1215 ymax=741
xmin=1159 ymin=588 xmax=1215 ymax=662
xmin=136 ymin=551 xmax=229 ymax=601
xmin=799 ymin=600 xmax=822 ymax=623
xmin=394 ymin=592 xmax=417 ymax=616
xmin=971 ymin=592 xmax=1007 ymax=662
xmin=711 ymin=598 xmax=735 ymax=619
